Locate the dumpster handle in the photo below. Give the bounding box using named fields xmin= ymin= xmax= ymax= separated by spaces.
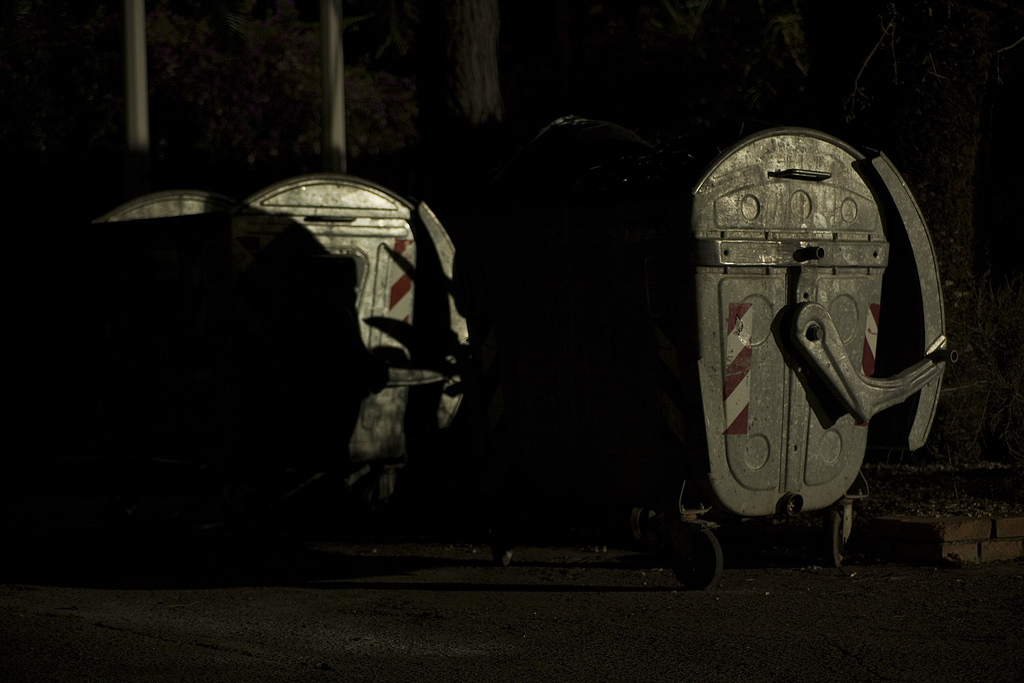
xmin=789 ymin=302 xmax=950 ymax=423
xmin=793 ymin=246 xmax=826 ymax=262
xmin=768 ymin=168 xmax=832 ymax=182
xmin=386 ymin=366 xmax=449 ymax=387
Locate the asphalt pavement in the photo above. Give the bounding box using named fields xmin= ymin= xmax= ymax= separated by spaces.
xmin=2 ymin=464 xmax=1023 ymax=682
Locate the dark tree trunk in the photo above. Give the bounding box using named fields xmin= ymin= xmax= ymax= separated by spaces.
xmin=418 ymin=0 xmax=503 ymax=134
xmin=805 ymin=0 xmax=1019 ymax=292
xmin=445 ymin=0 xmax=504 ymax=127
xmin=413 ymin=0 xmax=507 ymax=234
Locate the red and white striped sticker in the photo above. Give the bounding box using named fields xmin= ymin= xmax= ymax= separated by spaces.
xmin=862 ymin=303 xmax=880 ymax=377
xmin=388 ymin=238 xmax=414 ymax=324
xmin=723 ymin=303 xmax=753 ymax=435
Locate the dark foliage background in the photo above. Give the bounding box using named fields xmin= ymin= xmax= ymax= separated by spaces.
xmin=3 ymin=0 xmax=1021 ymax=467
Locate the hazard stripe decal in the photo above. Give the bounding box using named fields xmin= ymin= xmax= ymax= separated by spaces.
xmin=389 ymin=273 xmax=412 ymax=310
xmin=388 ymin=239 xmax=414 ymax=324
xmin=723 ymin=303 xmax=753 ymax=435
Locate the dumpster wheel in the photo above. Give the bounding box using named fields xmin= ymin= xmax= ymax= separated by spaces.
xmin=490 ymin=527 xmax=514 ymax=568
xmin=667 ymin=519 xmax=723 ymax=590
xmin=629 ymin=507 xmax=662 ymax=549
xmin=827 ymin=501 xmax=855 ymax=567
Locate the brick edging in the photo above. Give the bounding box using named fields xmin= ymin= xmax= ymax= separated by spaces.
xmin=866 ymin=515 xmax=1024 ymax=565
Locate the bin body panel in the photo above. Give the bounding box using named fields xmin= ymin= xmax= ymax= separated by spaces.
xmin=692 ymin=130 xmax=886 ymax=516
xmin=233 ymin=175 xmax=423 ymax=466
xmin=471 ymin=200 xmax=685 ymax=514
xmin=94 ymin=191 xmax=237 ymax=465
xmin=697 ymin=270 xmax=789 ymax=498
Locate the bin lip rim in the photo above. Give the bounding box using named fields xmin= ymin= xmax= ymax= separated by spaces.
xmin=93 ymin=189 xmax=238 ymax=223
xmin=691 ymin=126 xmax=867 ymax=197
xmin=238 ymin=173 xmax=415 ymax=214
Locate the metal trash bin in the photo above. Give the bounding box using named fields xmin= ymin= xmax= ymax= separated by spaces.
xmin=94 ymin=190 xmax=238 ymax=462
xmin=655 ymin=127 xmax=952 ymax=585
xmin=95 ymin=189 xmax=238 ymax=223
xmin=230 ymin=174 xmax=468 ymax=504
xmin=675 ymin=127 xmax=946 ymax=573
xmin=476 ymin=121 xmax=951 ymax=588
xmin=467 ymin=117 xmax=693 ymax=565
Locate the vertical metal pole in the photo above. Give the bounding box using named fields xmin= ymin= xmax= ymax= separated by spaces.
xmin=321 ymin=0 xmax=347 ymax=173
xmin=124 ymin=0 xmax=150 ymax=198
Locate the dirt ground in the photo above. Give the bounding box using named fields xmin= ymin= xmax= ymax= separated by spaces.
xmin=859 ymin=460 xmax=1024 ymax=518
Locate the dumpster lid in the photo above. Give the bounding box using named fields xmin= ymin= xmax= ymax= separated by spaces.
xmin=93 ymin=189 xmax=237 ymax=223
xmin=693 ymin=126 xmax=867 ymax=199
xmin=238 ymin=174 xmax=413 ymax=220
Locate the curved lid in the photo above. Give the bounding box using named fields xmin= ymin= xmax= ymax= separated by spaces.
xmin=239 ymin=174 xmax=413 ymax=220
xmin=94 ymin=189 xmax=236 ymax=222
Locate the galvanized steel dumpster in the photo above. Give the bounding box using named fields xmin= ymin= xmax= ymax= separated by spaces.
xmin=230 ymin=174 xmax=468 ymax=504
xmin=95 ymin=189 xmax=238 ymax=223
xmin=469 ymin=117 xmax=693 ymax=566
xmin=94 ymin=180 xmax=466 ymax=512
xmin=478 ymin=121 xmax=951 ymax=588
xmin=94 ymin=190 xmax=238 ymax=469
xmin=682 ymin=128 xmax=950 ymax=572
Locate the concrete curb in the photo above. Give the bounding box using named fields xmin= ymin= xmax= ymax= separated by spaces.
xmin=866 ymin=515 xmax=1024 ymax=565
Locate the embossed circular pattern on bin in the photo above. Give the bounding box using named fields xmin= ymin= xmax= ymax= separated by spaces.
xmin=744 ymin=434 xmax=771 ymax=470
xmin=790 ymin=190 xmax=812 ymax=221
xmin=819 ymin=429 xmax=843 ymax=465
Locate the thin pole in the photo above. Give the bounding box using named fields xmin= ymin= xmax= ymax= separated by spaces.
xmin=321 ymin=0 xmax=347 ymax=173
xmin=124 ymin=0 xmax=150 ymax=198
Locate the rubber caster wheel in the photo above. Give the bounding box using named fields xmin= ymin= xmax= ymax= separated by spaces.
xmin=490 ymin=527 xmax=513 ymax=567
xmin=828 ymin=502 xmax=855 ymax=567
xmin=493 ymin=546 xmax=513 ymax=567
xmin=630 ymin=507 xmax=662 ymax=548
xmin=668 ymin=523 xmax=723 ymax=590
